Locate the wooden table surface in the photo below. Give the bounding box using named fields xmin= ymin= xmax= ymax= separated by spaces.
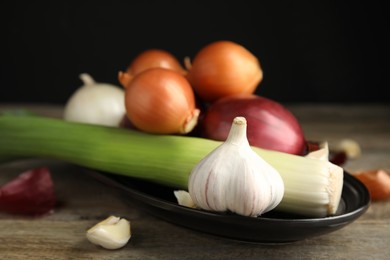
xmin=0 ymin=103 xmax=389 ymax=259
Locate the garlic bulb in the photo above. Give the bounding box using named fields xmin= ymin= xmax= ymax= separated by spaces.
xmin=188 ymin=117 xmax=284 ymax=217
xmin=64 ymin=73 xmax=126 ymax=127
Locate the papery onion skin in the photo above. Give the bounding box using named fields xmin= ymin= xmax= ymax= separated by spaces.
xmin=355 ymin=169 xmax=390 ymax=201
xmin=125 ymin=68 xmax=200 ymax=134
xmin=201 ymin=94 xmax=306 ymax=155
xmin=119 ymin=49 xmax=186 ymax=88
xmin=187 ymin=41 xmax=263 ymax=103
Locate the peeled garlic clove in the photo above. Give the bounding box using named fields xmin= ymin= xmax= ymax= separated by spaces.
xmin=189 ymin=117 xmax=285 ymax=217
xmin=174 ymin=190 xmax=197 ymax=208
xmin=334 ymin=139 xmax=362 ymax=159
xmin=86 ymin=216 xmax=131 ymax=250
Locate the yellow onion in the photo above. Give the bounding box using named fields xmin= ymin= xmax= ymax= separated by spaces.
xmin=118 ymin=49 xmax=186 ymax=88
xmin=124 ymin=68 xmax=200 ymax=134
xmin=186 ymin=41 xmax=263 ymax=103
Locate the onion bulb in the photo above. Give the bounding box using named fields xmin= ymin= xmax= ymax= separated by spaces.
xmin=118 ymin=49 xmax=186 ymax=88
xmin=125 ymin=68 xmax=200 ymax=134
xmin=201 ymin=94 xmax=306 ymax=155
xmin=186 ymin=41 xmax=263 ymax=103
xmin=63 ymin=73 xmax=126 ymax=127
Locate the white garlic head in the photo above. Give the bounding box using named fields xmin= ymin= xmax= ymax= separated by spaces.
xmin=188 ymin=117 xmax=284 ymax=217
xmin=64 ymin=73 xmax=126 ymax=127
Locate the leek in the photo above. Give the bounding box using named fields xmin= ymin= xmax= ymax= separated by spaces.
xmin=0 ymin=115 xmax=343 ymax=217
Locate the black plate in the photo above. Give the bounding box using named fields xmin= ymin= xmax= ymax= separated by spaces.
xmin=91 ymin=171 xmax=370 ymax=244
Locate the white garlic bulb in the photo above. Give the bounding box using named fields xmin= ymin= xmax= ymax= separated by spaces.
xmin=64 ymin=73 xmax=126 ymax=127
xmin=188 ymin=117 xmax=284 ymax=217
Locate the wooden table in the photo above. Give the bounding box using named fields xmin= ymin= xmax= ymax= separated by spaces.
xmin=1 ymin=103 xmax=389 ymax=259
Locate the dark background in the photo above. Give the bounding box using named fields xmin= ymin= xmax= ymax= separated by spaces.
xmin=0 ymin=1 xmax=388 ymax=104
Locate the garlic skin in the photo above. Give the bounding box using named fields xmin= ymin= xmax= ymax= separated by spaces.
xmin=189 ymin=117 xmax=284 ymax=217
xmin=64 ymin=73 xmax=126 ymax=127
xmin=86 ymin=216 xmax=131 ymax=250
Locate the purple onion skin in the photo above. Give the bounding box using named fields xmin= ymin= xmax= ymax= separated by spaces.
xmin=201 ymin=94 xmax=306 ymax=155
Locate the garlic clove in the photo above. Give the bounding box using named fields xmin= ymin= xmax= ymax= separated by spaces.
xmin=86 ymin=216 xmax=131 ymax=250
xmin=188 ymin=117 xmax=285 ymax=217
xmin=174 ymin=190 xmax=197 ymax=208
xmin=334 ymin=139 xmax=362 ymax=159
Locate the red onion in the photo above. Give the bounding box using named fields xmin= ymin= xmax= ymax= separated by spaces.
xmin=201 ymin=94 xmax=306 ymax=155
xmin=0 ymin=167 xmax=56 ymax=216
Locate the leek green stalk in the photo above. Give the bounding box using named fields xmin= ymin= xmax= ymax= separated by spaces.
xmin=0 ymin=115 xmax=343 ymax=217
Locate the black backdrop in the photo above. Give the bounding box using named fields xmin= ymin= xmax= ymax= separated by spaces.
xmin=1 ymin=1 xmax=388 ymax=104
